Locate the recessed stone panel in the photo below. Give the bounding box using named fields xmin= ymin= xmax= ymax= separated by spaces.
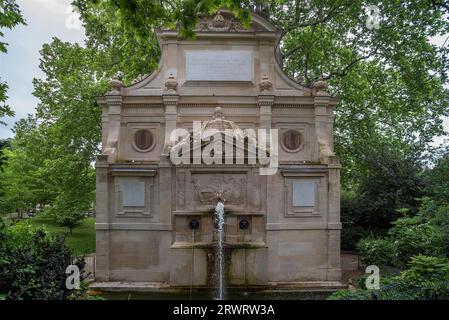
xmin=292 ymin=181 xmax=316 ymax=207
xmin=120 ymin=179 xmax=145 ymax=207
xmin=186 ymin=51 xmax=253 ymax=82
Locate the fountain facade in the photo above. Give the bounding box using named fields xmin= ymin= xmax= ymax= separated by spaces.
xmin=94 ymin=10 xmax=343 ymax=292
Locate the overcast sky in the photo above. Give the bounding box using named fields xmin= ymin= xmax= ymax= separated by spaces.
xmin=0 ymin=0 xmax=448 ymax=145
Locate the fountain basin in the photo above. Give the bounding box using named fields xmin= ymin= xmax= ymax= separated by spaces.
xmin=170 ymin=241 xmax=267 ymax=249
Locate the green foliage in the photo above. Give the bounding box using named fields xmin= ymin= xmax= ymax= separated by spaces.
xmin=341 ymin=143 xmax=425 ymax=249
xmin=0 ymin=117 xmax=59 ymax=214
xmin=0 ymin=138 xmax=10 ymax=171
xmin=329 ymin=255 xmax=449 ymax=300
xmin=424 ymin=147 xmax=449 ymax=204
xmin=348 ymin=144 xmax=425 ymax=227
xmin=356 ymin=238 xmax=394 ymax=267
xmin=0 ymin=220 xmax=87 ymax=300
xmin=388 ymin=218 xmax=446 ymax=268
xmin=340 ymin=224 xmax=379 ymax=251
xmin=0 ymin=0 xmax=26 ymax=124
xmin=19 ymin=216 xmax=95 ymax=256
xmin=399 ymin=255 xmax=449 ymax=284
xmin=0 ymin=39 xmax=100 ymax=228
xmin=356 ymin=193 xmax=449 ymax=269
xmin=45 ymin=195 xmax=87 ymax=234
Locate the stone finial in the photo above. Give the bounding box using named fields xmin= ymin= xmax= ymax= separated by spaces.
xmin=213 ymin=106 xmax=225 ymax=120
xmin=197 ymin=11 xmax=244 ymax=32
xmin=212 ymin=13 xmax=226 ymax=28
xmin=165 ymin=74 xmax=178 ymax=94
xmin=259 ymin=74 xmax=273 ymax=92
xmin=313 ymin=80 xmax=329 ymax=96
xmin=109 ymin=71 xmax=124 ymax=93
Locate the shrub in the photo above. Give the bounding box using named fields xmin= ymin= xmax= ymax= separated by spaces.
xmin=341 ymin=224 xmax=387 ymax=251
xmin=396 ymin=255 xmax=449 ymax=299
xmin=388 ymin=218 xmax=446 ymax=268
xmin=356 ymin=238 xmax=394 ymax=267
xmin=357 ymin=212 xmax=448 ymax=269
xmin=328 ymin=255 xmax=449 ymax=300
xmin=0 ymin=219 xmax=87 ymax=300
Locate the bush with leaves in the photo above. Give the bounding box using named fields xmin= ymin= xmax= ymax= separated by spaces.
xmin=388 ymin=218 xmax=446 ymax=268
xmin=328 ymin=255 xmax=449 ymax=300
xmin=340 ymin=143 xmax=426 ymax=250
xmin=357 ymin=196 xmax=449 ymax=269
xmin=396 ymin=255 xmax=449 ymax=299
xmin=45 ymin=193 xmax=88 ymax=235
xmin=0 ymin=220 xmax=87 ymax=300
xmin=356 ymin=238 xmax=395 ymax=267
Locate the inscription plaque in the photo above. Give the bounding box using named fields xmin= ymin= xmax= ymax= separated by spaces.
xmin=292 ymin=181 xmax=316 ymax=207
xmin=120 ymin=179 xmax=145 ymax=207
xmin=186 ymin=51 xmax=253 ymax=81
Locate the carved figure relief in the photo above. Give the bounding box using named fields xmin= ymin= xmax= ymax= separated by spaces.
xmin=191 ymin=174 xmax=246 ymax=205
xmin=196 ymin=12 xmax=245 ymax=32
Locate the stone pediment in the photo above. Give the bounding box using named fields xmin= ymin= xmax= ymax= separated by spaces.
xmin=120 ymin=10 xmax=312 ymax=98
xmin=167 ymin=107 xmax=268 ymax=163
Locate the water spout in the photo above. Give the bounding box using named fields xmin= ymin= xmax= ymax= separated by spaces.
xmin=190 ymin=229 xmax=195 ymax=300
xmin=214 ymin=201 xmax=225 ymax=300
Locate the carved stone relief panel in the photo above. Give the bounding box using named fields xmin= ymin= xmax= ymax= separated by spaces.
xmin=190 ymin=172 xmax=247 ymax=208
xmin=176 ymin=172 xmax=186 ymax=210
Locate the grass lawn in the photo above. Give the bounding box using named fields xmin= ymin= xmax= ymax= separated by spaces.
xmin=24 ymin=215 xmax=95 ymax=256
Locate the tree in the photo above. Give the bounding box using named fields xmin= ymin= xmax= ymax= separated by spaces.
xmin=47 ymin=202 xmax=87 ymax=235
xmin=341 ymin=142 xmax=426 ymax=249
xmin=0 ymin=138 xmax=10 ymax=171
xmin=3 ymin=1 xmax=448 ymax=231
xmin=0 ymin=0 xmax=26 ymax=125
xmin=0 ymin=117 xmax=58 ymax=215
xmin=424 ymin=145 xmax=449 ymax=204
xmin=73 ymin=0 xmax=449 ymax=184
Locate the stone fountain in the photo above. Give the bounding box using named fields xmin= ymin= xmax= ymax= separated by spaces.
xmin=92 ymin=9 xmax=344 ymax=295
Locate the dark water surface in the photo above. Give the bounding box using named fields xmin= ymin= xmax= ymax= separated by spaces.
xmin=101 ymin=290 xmax=331 ymax=300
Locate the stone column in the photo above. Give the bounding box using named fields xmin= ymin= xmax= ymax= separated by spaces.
xmin=313 ymin=95 xmax=331 ymax=159
xmin=327 ymin=157 xmax=342 ymax=281
xmin=314 ymin=90 xmax=342 ymax=281
xmin=95 ymin=155 xmax=110 ymax=281
xmin=258 ymin=95 xmax=274 ymax=129
xmin=162 ymin=94 xmax=179 ymax=149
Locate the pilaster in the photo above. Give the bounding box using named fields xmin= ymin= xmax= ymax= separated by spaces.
xmin=104 ymin=93 xmax=122 ymax=162
xmin=258 ymin=95 xmax=274 ymax=129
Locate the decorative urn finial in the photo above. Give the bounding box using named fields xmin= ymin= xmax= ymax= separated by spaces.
xmin=109 ymin=71 xmax=124 ymax=94
xmin=165 ymin=73 xmax=178 ymax=94
xmin=259 ymin=74 xmax=273 ymax=92
xmin=213 ymin=106 xmax=225 ymax=120
xmin=313 ymin=80 xmax=329 ymax=96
